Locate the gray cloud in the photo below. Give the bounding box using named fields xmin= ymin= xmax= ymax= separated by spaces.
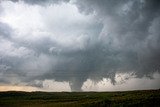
xmin=0 ymin=22 xmax=12 ymax=38
xmin=9 ymin=0 xmax=70 ymax=5
xmin=0 ymin=0 xmax=160 ymax=91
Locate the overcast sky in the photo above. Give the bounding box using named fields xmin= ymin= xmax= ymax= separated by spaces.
xmin=0 ymin=0 xmax=160 ymax=92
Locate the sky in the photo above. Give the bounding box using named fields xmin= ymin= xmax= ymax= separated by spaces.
xmin=0 ymin=0 xmax=160 ymax=92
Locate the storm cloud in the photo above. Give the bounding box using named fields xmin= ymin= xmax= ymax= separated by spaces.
xmin=0 ymin=0 xmax=160 ymax=91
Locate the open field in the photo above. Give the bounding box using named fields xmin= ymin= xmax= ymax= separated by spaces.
xmin=0 ymin=90 xmax=160 ymax=107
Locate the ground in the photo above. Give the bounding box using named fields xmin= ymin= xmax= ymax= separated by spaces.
xmin=0 ymin=90 xmax=160 ymax=107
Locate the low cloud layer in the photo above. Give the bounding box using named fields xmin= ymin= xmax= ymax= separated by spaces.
xmin=0 ymin=0 xmax=160 ymax=91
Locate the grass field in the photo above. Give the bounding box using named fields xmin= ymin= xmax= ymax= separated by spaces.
xmin=0 ymin=90 xmax=160 ymax=107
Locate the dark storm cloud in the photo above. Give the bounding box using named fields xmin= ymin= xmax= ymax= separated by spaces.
xmin=0 ymin=0 xmax=160 ymax=91
xmin=59 ymin=0 xmax=160 ymax=90
xmin=73 ymin=0 xmax=160 ymax=72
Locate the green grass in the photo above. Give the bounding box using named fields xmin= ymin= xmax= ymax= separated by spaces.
xmin=0 ymin=90 xmax=160 ymax=107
